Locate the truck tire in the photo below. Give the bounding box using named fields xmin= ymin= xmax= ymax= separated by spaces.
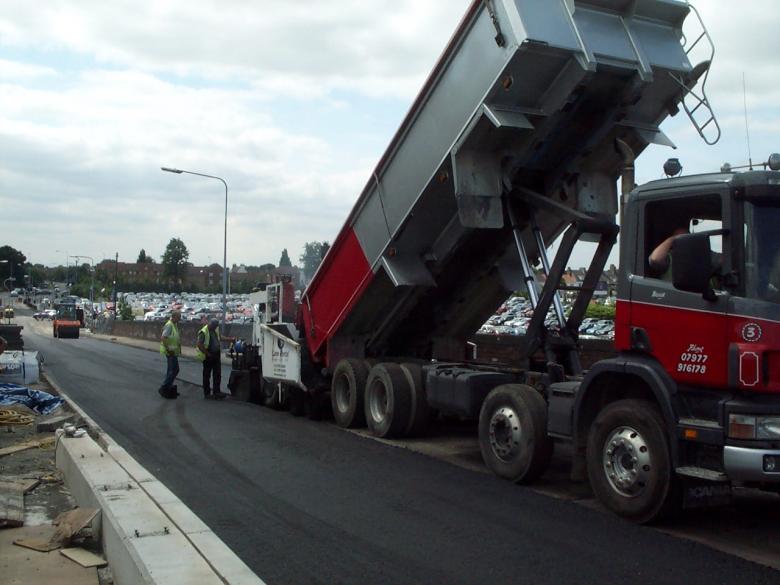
xmin=478 ymin=384 xmax=552 ymax=484
xmin=288 ymin=387 xmax=306 ymax=417
xmin=400 ymin=363 xmax=430 ymax=437
xmin=331 ymin=359 xmax=369 ymax=428
xmin=262 ymin=381 xmax=286 ymax=410
xmin=248 ymin=367 xmax=264 ymax=404
xmin=305 ymin=390 xmax=327 ymax=421
xmin=364 ymin=363 xmax=412 ymax=438
xmin=586 ymin=399 xmax=679 ymax=524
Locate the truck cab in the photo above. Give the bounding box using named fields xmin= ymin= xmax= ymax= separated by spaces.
xmin=607 ymin=169 xmax=780 ymax=482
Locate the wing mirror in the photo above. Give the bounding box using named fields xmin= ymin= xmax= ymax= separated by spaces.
xmin=671 ymin=229 xmax=728 ymax=301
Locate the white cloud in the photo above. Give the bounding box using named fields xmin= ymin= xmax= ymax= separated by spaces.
xmin=0 ymin=0 xmax=466 ymax=100
xmin=0 ymin=0 xmax=779 ymax=273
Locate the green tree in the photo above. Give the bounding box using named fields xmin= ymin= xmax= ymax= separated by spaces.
xmin=585 ymin=302 xmax=615 ymax=320
xmin=161 ymin=238 xmax=190 ymax=291
xmin=50 ymin=266 xmax=67 ymax=282
xmin=279 ymin=249 xmax=292 ymax=268
xmin=26 ymin=264 xmax=48 ymax=288
xmin=0 ymin=245 xmax=27 ymax=289
xmin=299 ymin=241 xmax=329 ymax=282
xmin=259 ymin=263 xmax=276 ymax=271
xmin=118 ymin=296 xmax=134 ymax=321
xmin=137 ymin=249 xmax=154 ymax=263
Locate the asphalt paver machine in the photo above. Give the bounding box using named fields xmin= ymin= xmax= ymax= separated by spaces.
xmin=234 ymin=0 xmax=780 ymax=522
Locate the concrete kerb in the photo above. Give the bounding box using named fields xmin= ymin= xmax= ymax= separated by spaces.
xmin=46 ymin=372 xmax=265 ymax=585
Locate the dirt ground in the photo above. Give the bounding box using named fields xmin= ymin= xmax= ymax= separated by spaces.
xmin=0 ymin=378 xmax=113 ymax=584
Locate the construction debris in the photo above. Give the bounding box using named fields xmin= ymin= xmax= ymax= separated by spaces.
xmin=0 ymin=436 xmax=53 ymax=458
xmin=1 ymin=526 xmax=100 ymax=585
xmin=0 ymin=383 xmax=62 ymax=415
xmin=0 ymin=408 xmax=35 ymax=426
xmin=13 ymin=507 xmax=99 ymax=552
xmin=0 ymin=481 xmax=24 ymax=528
xmin=36 ymin=411 xmax=76 ymax=432
xmin=60 ymin=547 xmax=108 ymax=568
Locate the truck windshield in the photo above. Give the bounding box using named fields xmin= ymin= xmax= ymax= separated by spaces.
xmin=744 ymin=203 xmax=780 ymax=303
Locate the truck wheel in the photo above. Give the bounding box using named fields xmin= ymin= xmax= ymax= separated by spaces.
xmin=478 ymin=384 xmax=552 ymax=484
xmin=306 ymin=390 xmax=327 ymax=421
xmin=248 ymin=367 xmax=264 ymax=404
xmin=364 ymin=363 xmax=412 ymax=438
xmin=262 ymin=381 xmax=286 ymax=410
xmin=586 ymin=399 xmax=678 ymax=524
xmin=331 ymin=359 xmax=369 ymax=428
xmin=288 ymin=387 xmax=306 ymax=416
xmin=400 ymin=363 xmax=430 ymax=437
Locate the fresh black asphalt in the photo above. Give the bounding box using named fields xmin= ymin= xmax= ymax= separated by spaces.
xmin=22 ymin=314 xmax=779 ymax=585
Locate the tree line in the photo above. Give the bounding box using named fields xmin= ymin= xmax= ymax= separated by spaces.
xmin=0 ymin=237 xmax=331 ymax=297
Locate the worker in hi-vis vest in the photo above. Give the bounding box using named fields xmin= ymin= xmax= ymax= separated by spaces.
xmin=158 ymin=310 xmax=182 ymax=399
xmin=196 ymin=318 xmax=225 ymax=400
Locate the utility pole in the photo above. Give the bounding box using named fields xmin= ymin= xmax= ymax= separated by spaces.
xmin=113 ymin=253 xmax=119 ymax=312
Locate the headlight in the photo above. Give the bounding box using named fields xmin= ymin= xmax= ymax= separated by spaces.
xmin=757 ymin=416 xmax=780 ymax=440
xmin=729 ymin=414 xmax=780 ymax=440
xmin=729 ymin=414 xmax=756 ymax=439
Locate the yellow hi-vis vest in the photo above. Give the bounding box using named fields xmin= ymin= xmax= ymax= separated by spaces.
xmin=195 ymin=325 xmax=220 ymax=362
xmin=159 ymin=320 xmax=181 ymax=356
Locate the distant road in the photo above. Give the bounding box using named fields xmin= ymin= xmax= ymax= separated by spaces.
xmin=18 ymin=309 xmax=780 ymax=585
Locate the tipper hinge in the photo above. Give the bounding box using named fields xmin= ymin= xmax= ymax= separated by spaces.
xmin=484 ymin=0 xmax=506 ymax=48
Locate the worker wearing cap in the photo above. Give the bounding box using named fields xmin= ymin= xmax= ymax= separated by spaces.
xmin=158 ymin=311 xmax=182 ymax=399
xmin=196 ymin=318 xmax=225 ymax=400
xmin=648 ymin=226 xmax=689 ymax=280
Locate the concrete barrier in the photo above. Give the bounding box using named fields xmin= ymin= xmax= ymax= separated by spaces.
xmin=98 ymin=320 xmax=252 ymax=347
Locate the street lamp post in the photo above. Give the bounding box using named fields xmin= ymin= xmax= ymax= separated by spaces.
xmin=55 ymin=249 xmax=68 ymax=290
xmin=161 ymin=167 xmax=229 ymax=332
xmin=70 ymin=255 xmax=95 ymax=319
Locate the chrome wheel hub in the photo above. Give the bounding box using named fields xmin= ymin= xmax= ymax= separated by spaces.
xmin=602 ymin=426 xmax=652 ymax=497
xmin=488 ymin=407 xmax=522 ymax=462
xmin=368 ymin=380 xmax=388 ymax=423
xmin=334 ymin=375 xmax=351 ymax=413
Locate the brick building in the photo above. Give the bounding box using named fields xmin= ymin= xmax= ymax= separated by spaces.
xmin=95 ymin=260 xmax=302 ymax=291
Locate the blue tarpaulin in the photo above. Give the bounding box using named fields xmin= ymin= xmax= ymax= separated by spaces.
xmin=0 ymin=383 xmax=64 ymax=415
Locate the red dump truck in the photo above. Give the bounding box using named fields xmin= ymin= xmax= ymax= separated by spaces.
xmin=230 ymin=0 xmax=780 ymax=523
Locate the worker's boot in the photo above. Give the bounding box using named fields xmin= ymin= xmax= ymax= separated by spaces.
xmin=158 ymin=385 xmax=177 ymax=400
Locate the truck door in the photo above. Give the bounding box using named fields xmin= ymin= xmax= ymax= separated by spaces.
xmin=628 ymin=192 xmax=730 ymax=389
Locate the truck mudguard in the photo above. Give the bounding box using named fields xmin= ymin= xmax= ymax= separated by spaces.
xmin=573 ymin=354 xmax=679 ymax=464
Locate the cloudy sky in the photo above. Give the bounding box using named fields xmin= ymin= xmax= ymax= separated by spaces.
xmin=1 ymin=0 xmax=778 ymax=270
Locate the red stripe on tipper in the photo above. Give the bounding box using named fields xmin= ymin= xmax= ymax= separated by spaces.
xmin=301 ymin=229 xmax=372 ymax=364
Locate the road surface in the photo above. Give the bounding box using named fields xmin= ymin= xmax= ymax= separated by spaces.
xmin=18 ymin=310 xmax=780 ymax=585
